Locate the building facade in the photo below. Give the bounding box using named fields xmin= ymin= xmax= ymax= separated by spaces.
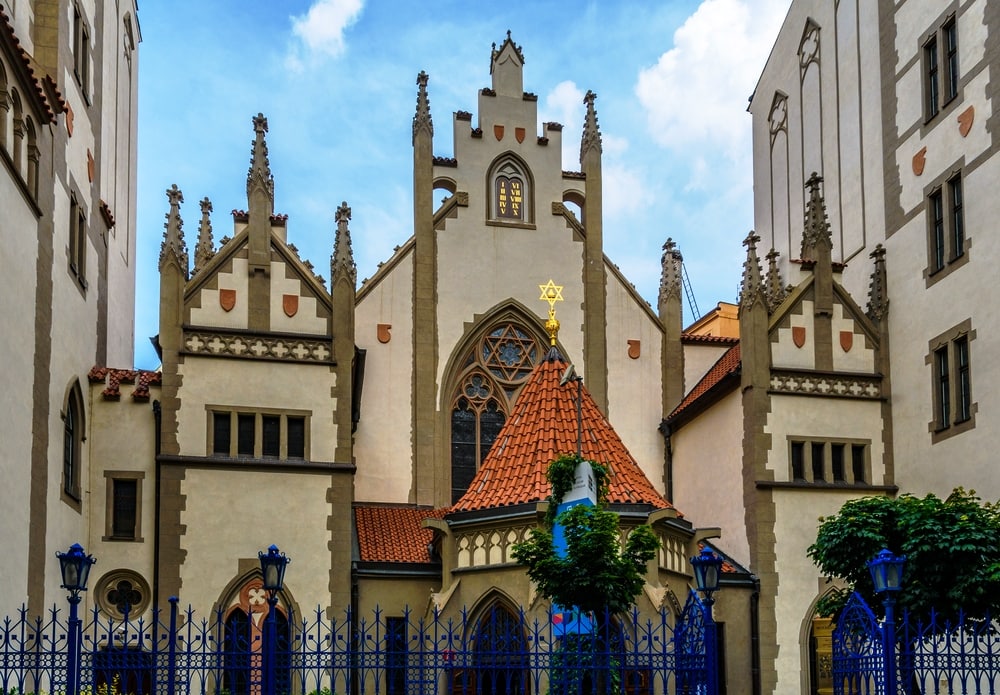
xmin=0 ymin=0 xmax=138 ymax=616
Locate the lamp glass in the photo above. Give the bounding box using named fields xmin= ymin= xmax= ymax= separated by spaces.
xmin=259 ymin=544 xmax=289 ymax=593
xmin=691 ymin=547 xmax=722 ymax=594
xmin=868 ymin=548 xmax=905 ymax=594
xmin=58 ymin=543 xmax=94 ymax=592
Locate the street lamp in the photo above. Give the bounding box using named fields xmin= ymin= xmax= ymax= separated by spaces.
xmin=259 ymin=545 xmax=290 ymax=695
xmin=691 ymin=546 xmax=724 ymax=695
xmin=57 ymin=543 xmax=96 ymax=695
xmin=868 ymin=548 xmax=905 ymax=695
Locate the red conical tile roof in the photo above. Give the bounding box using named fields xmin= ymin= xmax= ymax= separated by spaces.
xmin=451 ymin=348 xmax=674 ymax=513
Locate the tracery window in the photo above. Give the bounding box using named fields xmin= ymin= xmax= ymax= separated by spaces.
xmin=450 ymin=322 xmax=542 ymax=503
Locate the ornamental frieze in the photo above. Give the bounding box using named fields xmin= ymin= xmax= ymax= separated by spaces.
xmin=183 ymin=331 xmax=332 ymax=362
xmin=769 ymin=370 xmax=881 ymax=398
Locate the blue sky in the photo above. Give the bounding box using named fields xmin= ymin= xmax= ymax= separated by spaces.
xmin=133 ymin=0 xmax=791 ymax=369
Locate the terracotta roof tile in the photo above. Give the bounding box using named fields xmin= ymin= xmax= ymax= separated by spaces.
xmin=668 ymin=344 xmax=740 ymax=421
xmin=681 ymin=333 xmax=739 ymax=346
xmin=355 ymin=506 xmax=447 ymax=563
xmin=0 ymin=8 xmax=59 ymax=123
xmin=88 ymin=366 xmax=161 ymax=401
xmin=451 ymin=348 xmax=673 ymax=513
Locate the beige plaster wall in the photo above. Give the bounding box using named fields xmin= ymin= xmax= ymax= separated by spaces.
xmin=671 ymin=391 xmax=749 ymax=567
xmin=178 ymin=468 xmax=333 ymax=611
xmin=190 ymin=257 xmax=250 ymax=329
xmin=682 ymin=343 xmax=730 ymax=393
xmin=605 ymin=276 xmax=666 ymax=492
xmin=269 ymin=261 xmax=328 ymax=335
xmin=354 ymin=251 xmax=415 ymax=503
xmin=175 ymin=358 xmax=338 ymax=462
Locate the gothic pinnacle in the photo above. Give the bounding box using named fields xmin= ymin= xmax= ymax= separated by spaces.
xmin=801 ymin=172 xmax=832 ymax=261
xmin=332 ymin=201 xmax=357 ymax=286
xmin=580 ymin=90 xmax=602 ymax=164
xmin=412 ymin=71 xmax=433 ymax=144
xmin=740 ymin=231 xmax=765 ymax=308
xmin=192 ymin=197 xmax=215 ymax=276
xmin=765 ymin=247 xmax=786 ymax=311
xmin=159 ymin=184 xmax=188 ymax=275
xmin=867 ymin=243 xmax=888 ymax=321
xmin=246 ymin=113 xmax=275 ymax=214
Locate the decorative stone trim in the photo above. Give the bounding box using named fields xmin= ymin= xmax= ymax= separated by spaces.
xmin=455 ymin=525 xmax=531 ymax=569
xmin=769 ymin=370 xmax=881 ymax=398
xmin=183 ymin=331 xmax=332 ymax=362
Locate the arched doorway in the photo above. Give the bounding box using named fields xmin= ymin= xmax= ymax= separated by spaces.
xmin=221 ymin=578 xmax=291 ymax=695
xmin=452 ymin=602 xmax=528 ymax=695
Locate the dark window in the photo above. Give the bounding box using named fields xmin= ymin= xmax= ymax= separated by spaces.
xmin=925 ymin=36 xmax=939 ymax=119
xmin=72 ymin=5 xmax=90 ymax=96
xmin=495 ymin=176 xmax=523 ymax=219
xmin=69 ymin=196 xmax=88 ymax=288
xmin=213 ymin=413 xmax=231 ymax=456
xmin=386 ymin=617 xmax=407 ymax=695
xmin=929 ymin=189 xmax=945 ymax=272
xmin=63 ymin=396 xmax=81 ymax=498
xmin=790 ymin=441 xmax=805 ymax=481
xmin=949 ymin=175 xmax=964 ymax=258
xmin=451 ymin=399 xmax=478 ymax=504
xmin=831 ymin=443 xmax=845 ymax=483
xmin=287 ymin=417 xmax=305 ymax=459
xmin=811 ymin=442 xmax=825 ymax=482
xmin=237 ymin=414 xmax=255 ymax=456
xmin=956 ymin=336 xmax=971 ymax=422
xmin=262 ymin=415 xmax=280 ymax=458
xmin=112 ymin=479 xmax=138 ymax=539
xmin=935 ymin=346 xmax=950 ymax=430
xmin=944 ymin=19 xmax=959 ymax=102
xmin=851 ymin=445 xmax=866 ymax=484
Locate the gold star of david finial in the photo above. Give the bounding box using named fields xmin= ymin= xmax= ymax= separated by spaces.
xmin=539 ymin=279 xmax=563 ymax=345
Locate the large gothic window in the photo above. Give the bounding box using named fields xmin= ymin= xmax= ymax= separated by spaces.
xmin=450 ymin=322 xmax=542 ymax=504
xmin=489 ymin=157 xmax=532 ymax=224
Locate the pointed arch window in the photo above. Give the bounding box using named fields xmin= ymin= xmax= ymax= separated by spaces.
xmin=488 ymin=157 xmax=533 ymax=224
xmin=450 ymin=321 xmax=542 ymax=504
xmin=63 ymin=383 xmax=85 ymax=502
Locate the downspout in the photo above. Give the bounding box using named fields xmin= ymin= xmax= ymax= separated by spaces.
xmin=658 ymin=420 xmax=674 ymax=503
xmin=152 ymin=399 xmax=162 ymax=611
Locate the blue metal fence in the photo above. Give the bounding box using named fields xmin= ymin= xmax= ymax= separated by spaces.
xmin=0 ymin=592 xmax=710 ymax=695
xmin=832 ymin=592 xmax=1000 ymax=695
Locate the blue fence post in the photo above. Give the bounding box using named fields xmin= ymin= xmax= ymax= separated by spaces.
xmin=882 ymin=595 xmax=897 ymax=695
xmin=703 ymin=596 xmax=719 ymax=695
xmin=167 ymin=597 xmax=179 ymax=695
xmin=264 ymin=595 xmax=278 ymax=695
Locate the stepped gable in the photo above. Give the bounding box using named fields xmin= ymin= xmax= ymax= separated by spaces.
xmin=355 ymin=506 xmax=447 ymax=563
xmin=452 ymin=347 xmax=673 ymax=513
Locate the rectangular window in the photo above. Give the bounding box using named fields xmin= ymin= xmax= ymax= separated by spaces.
xmin=262 ymin=415 xmax=280 ymax=457
xmin=103 ymin=471 xmax=144 ymax=542
xmin=944 ymin=19 xmax=959 ymax=102
xmin=925 ymin=36 xmax=940 ymax=119
xmin=935 ymin=346 xmax=951 ymax=430
xmin=287 ymin=416 xmax=305 ymax=459
xmin=69 ymin=196 xmax=87 ymax=288
xmin=949 ymin=175 xmax=964 ymax=259
xmin=851 ymin=445 xmax=866 ymax=484
xmin=956 ymin=336 xmax=971 ymax=422
xmin=209 ymin=409 xmax=310 ymax=461
xmin=831 ymin=443 xmax=845 ymax=483
xmin=72 ymin=4 xmax=90 ymax=97
xmin=213 ymin=412 xmax=231 ymax=456
xmin=929 ymin=189 xmax=945 ymax=272
xmin=112 ymin=479 xmax=138 ymax=539
xmin=811 ymin=442 xmax=826 ymax=482
xmin=929 ymin=322 xmax=975 ymax=442
xmin=790 ymin=441 xmax=805 ymax=481
xmin=237 ymin=414 xmax=255 ymax=457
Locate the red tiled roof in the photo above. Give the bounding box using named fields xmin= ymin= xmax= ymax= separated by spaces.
xmin=681 ymin=333 xmax=739 ymax=346
xmin=668 ymin=344 xmax=741 ymax=421
xmin=355 ymin=506 xmax=447 ymax=563
xmin=0 ymin=8 xmax=60 ymax=123
xmin=451 ymin=348 xmax=673 ymax=513
xmin=88 ymin=366 xmax=162 ymax=401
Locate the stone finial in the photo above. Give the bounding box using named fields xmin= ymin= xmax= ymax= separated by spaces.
xmin=740 ymin=231 xmax=765 ymax=308
xmin=866 ymin=243 xmax=888 ymax=321
xmin=159 ymin=184 xmax=188 ymax=275
xmin=801 ymin=172 xmax=832 ymax=261
xmin=659 ymin=238 xmax=683 ymax=303
xmin=580 ymin=90 xmax=602 ymax=163
xmin=765 ymin=247 xmax=786 ymax=312
xmin=192 ymin=197 xmax=215 ymax=275
xmin=331 ymin=201 xmax=357 ymax=286
xmin=490 ymin=30 xmax=525 ymax=70
xmin=412 ymin=71 xmax=433 ymax=144
xmin=246 ymin=112 xmax=275 ymax=213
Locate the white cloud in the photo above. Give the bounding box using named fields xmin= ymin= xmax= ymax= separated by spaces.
xmin=542 ymin=80 xmax=585 ymax=168
xmin=635 ymin=0 xmax=788 ymax=159
xmin=603 ymin=163 xmax=650 ymax=218
xmin=288 ymin=0 xmax=364 ymax=67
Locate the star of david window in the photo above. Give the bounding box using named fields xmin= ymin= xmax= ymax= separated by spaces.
xmin=451 ymin=321 xmax=543 ymax=503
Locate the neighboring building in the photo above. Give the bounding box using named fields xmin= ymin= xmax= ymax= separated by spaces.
xmin=659 ymin=1 xmax=1000 ymax=693
xmin=0 ymin=0 xmax=138 ymax=615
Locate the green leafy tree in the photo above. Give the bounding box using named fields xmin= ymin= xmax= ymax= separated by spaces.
xmin=807 ymin=488 xmax=1000 ymax=620
xmin=511 ymin=455 xmax=660 ymax=616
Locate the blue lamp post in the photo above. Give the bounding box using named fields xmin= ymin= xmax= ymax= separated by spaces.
xmin=868 ymin=548 xmax=905 ymax=695
xmin=259 ymin=545 xmax=289 ymax=695
xmin=57 ymin=543 xmax=96 ymax=695
xmin=691 ymin=546 xmax=723 ymax=695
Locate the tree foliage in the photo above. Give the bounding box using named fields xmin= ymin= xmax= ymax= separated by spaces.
xmin=807 ymin=488 xmax=1000 ymax=620
xmin=511 ymin=455 xmax=660 ymax=616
